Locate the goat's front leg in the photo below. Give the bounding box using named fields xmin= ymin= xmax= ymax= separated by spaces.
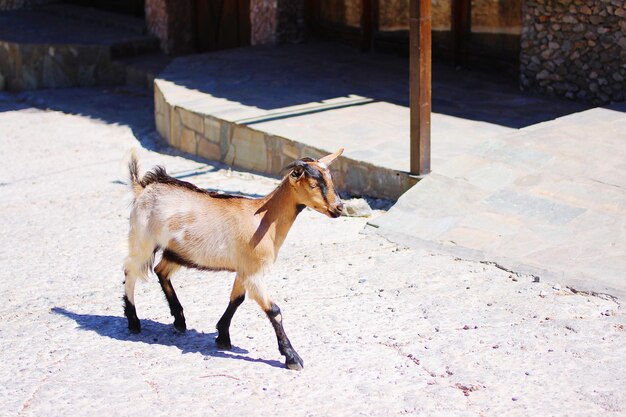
xmin=215 ymin=274 xmax=246 ymax=350
xmin=247 ymin=276 xmax=303 ymax=370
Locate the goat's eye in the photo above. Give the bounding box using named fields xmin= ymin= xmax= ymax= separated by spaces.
xmin=309 ymin=183 xmax=317 ymax=189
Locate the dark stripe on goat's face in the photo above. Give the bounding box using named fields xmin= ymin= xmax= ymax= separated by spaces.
xmin=304 ymin=165 xmax=330 ymax=205
xmin=162 ymin=249 xmax=235 ymax=272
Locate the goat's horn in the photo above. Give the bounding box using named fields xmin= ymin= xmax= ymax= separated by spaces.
xmin=318 ymin=148 xmax=344 ymax=166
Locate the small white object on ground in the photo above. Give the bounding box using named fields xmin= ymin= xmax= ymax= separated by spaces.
xmin=342 ymin=198 xmax=372 ymax=217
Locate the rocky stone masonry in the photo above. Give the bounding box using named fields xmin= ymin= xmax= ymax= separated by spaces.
xmin=0 ymin=41 xmax=126 ymax=91
xmin=521 ymin=0 xmax=626 ymax=105
xmin=144 ymin=0 xmax=304 ymax=51
xmin=250 ymin=0 xmax=277 ymax=45
xmin=144 ymin=0 xmax=193 ymax=54
xmin=251 ymin=0 xmax=305 ymax=46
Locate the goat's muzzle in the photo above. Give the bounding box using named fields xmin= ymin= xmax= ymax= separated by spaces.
xmin=329 ymin=201 xmax=344 ymax=218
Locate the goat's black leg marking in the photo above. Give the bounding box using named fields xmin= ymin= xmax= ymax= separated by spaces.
xmin=123 ymin=295 xmax=141 ymax=334
xmin=155 ymin=269 xmax=186 ymax=332
xmin=267 ymin=303 xmax=303 ymax=370
xmin=215 ymin=295 xmax=245 ymax=350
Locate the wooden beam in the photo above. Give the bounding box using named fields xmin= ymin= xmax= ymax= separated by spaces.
xmin=409 ymin=0 xmax=431 ymax=176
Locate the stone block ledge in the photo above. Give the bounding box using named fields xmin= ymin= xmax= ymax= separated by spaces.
xmin=0 ymin=7 xmax=159 ymax=91
xmin=154 ymin=78 xmax=417 ymax=200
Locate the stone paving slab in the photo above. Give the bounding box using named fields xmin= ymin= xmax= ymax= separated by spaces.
xmin=369 ymin=103 xmax=626 ymax=300
xmin=154 ymin=42 xmax=588 ymax=199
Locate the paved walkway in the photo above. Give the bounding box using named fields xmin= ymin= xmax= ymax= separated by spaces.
xmin=370 ymin=102 xmax=626 ymax=300
xmin=152 ymin=42 xmax=626 ymax=300
xmin=154 ymin=42 xmax=588 ymax=198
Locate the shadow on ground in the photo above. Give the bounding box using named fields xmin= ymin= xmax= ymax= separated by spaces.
xmin=0 ymin=41 xmax=594 ymax=137
xmin=51 ymin=307 xmax=285 ymax=369
xmin=0 ymin=88 xmax=275 ymax=194
xmin=158 ymin=41 xmax=592 ymax=129
xmin=0 ymin=87 xmax=162 ymax=151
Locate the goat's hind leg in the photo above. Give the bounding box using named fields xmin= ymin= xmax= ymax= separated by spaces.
xmin=215 ymin=274 xmax=246 ymax=350
xmin=123 ymin=259 xmax=147 ymax=334
xmin=123 ymin=235 xmax=156 ymax=333
xmin=154 ymin=257 xmax=186 ymax=332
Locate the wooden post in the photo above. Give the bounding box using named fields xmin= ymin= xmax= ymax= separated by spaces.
xmin=409 ymin=0 xmax=431 ymax=176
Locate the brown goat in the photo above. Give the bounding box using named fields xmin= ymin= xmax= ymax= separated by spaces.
xmin=123 ymin=149 xmax=344 ymax=370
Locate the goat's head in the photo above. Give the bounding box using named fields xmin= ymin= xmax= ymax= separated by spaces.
xmin=285 ymin=149 xmax=344 ymax=218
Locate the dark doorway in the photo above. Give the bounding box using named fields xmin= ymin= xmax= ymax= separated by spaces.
xmin=195 ymin=0 xmax=251 ymax=52
xmin=65 ymin=0 xmax=145 ymax=17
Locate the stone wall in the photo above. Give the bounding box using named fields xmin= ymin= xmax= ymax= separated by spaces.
xmin=379 ymin=0 xmax=409 ymax=30
xmin=317 ymin=0 xmax=361 ymax=28
xmin=0 ymin=41 xmax=126 ymax=91
xmin=145 ymin=0 xmax=302 ymax=51
xmin=251 ymin=0 xmax=305 ymax=45
xmin=251 ymin=0 xmax=277 ymax=45
xmin=472 ymin=0 xmax=522 ymax=34
xmin=144 ymin=0 xmax=193 ymax=54
xmin=521 ymin=0 xmax=626 ymax=104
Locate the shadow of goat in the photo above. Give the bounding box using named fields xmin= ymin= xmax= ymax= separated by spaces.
xmin=51 ymin=307 xmax=285 ymax=369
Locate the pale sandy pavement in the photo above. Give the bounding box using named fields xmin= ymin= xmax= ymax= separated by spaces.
xmin=0 ymin=88 xmax=624 ymax=417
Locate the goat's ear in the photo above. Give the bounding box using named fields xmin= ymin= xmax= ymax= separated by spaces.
xmin=290 ymin=165 xmax=305 ymax=180
xmin=318 ymin=148 xmax=344 ymax=166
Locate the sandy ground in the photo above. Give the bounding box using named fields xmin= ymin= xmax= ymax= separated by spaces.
xmin=1 ymin=88 xmax=625 ymax=417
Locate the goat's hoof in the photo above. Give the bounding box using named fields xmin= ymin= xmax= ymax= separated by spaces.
xmin=215 ymin=336 xmax=232 ymax=350
xmin=173 ymin=320 xmax=187 ymax=333
xmin=128 ymin=322 xmax=141 ymax=334
xmin=285 ymin=354 xmax=304 ymax=371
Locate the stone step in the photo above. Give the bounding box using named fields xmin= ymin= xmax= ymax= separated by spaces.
xmin=110 ymin=38 xmax=160 ymax=60
xmin=151 ymin=44 xmax=424 ymax=200
xmin=116 ymin=53 xmax=174 ymax=90
xmin=368 ymin=103 xmax=626 ymax=299
xmin=41 ymin=3 xmax=147 ymax=35
xmin=0 ymin=7 xmax=159 ymax=91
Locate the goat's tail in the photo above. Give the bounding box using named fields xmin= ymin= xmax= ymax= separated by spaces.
xmin=128 ymin=149 xmax=144 ymax=199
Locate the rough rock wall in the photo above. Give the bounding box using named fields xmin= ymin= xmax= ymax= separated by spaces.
xmin=144 ymin=0 xmax=193 ymax=54
xmin=251 ymin=0 xmax=304 ymax=45
xmin=472 ymin=0 xmax=522 ymax=33
xmin=379 ymin=0 xmax=409 ymax=30
xmin=251 ymin=0 xmax=276 ymax=45
xmin=521 ymin=0 xmax=626 ymax=104
xmin=432 ymin=0 xmax=451 ymax=30
xmin=318 ymin=0 xmax=361 ymax=28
